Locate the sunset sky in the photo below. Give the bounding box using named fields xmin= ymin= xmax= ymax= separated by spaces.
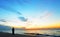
xmin=0 ymin=0 xmax=60 ymax=28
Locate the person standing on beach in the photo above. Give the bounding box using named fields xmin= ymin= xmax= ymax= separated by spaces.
xmin=12 ymin=27 xmax=14 ymax=35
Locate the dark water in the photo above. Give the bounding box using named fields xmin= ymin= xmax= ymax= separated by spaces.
xmin=0 ymin=29 xmax=60 ymax=36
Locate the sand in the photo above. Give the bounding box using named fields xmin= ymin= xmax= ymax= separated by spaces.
xmin=0 ymin=32 xmax=35 ymax=37
xmin=0 ymin=32 xmax=60 ymax=37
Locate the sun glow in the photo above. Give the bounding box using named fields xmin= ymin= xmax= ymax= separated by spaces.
xmin=24 ymin=12 xmax=52 ymax=29
xmin=1 ymin=17 xmax=60 ymax=29
xmin=1 ymin=11 xmax=60 ymax=29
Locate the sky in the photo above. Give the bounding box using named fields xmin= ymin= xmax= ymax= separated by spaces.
xmin=0 ymin=0 xmax=60 ymax=28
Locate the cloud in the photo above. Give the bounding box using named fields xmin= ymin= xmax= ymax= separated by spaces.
xmin=0 ymin=0 xmax=28 ymax=22
xmin=0 ymin=5 xmax=22 ymax=17
xmin=40 ymin=11 xmax=51 ymax=19
xmin=17 ymin=12 xmax=22 ymax=15
xmin=0 ymin=5 xmax=17 ymax=12
xmin=0 ymin=19 xmax=6 ymax=22
xmin=18 ymin=16 xmax=28 ymax=22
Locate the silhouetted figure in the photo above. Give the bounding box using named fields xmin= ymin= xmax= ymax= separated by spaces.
xmin=12 ymin=27 xmax=14 ymax=35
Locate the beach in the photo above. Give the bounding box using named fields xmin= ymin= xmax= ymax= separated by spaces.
xmin=0 ymin=32 xmax=60 ymax=37
xmin=0 ymin=32 xmax=36 ymax=37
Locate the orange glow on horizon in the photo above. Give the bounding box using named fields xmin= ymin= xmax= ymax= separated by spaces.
xmin=12 ymin=22 xmax=60 ymax=29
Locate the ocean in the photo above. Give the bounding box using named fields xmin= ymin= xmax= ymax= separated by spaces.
xmin=0 ymin=29 xmax=60 ymax=36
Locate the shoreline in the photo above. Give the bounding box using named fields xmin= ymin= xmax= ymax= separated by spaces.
xmin=0 ymin=32 xmax=60 ymax=37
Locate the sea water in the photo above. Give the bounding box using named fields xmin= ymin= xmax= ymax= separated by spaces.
xmin=0 ymin=29 xmax=60 ymax=36
xmin=25 ymin=29 xmax=60 ymax=36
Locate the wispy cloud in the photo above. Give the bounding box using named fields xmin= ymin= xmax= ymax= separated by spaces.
xmin=0 ymin=19 xmax=6 ymax=22
xmin=17 ymin=12 xmax=22 ymax=15
xmin=18 ymin=16 xmax=28 ymax=22
xmin=40 ymin=11 xmax=52 ymax=19
xmin=0 ymin=5 xmax=19 ymax=13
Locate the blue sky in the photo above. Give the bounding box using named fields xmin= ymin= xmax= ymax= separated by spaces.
xmin=0 ymin=0 xmax=60 ymax=28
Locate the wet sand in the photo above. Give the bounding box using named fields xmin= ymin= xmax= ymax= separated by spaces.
xmin=0 ymin=32 xmax=60 ymax=37
xmin=0 ymin=32 xmax=35 ymax=37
